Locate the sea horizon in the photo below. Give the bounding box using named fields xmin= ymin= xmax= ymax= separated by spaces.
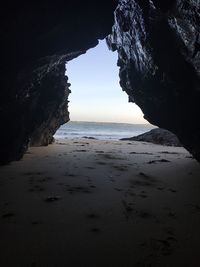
xmin=54 ymin=120 xmax=156 ymax=140
xmin=68 ymin=120 xmax=152 ymax=125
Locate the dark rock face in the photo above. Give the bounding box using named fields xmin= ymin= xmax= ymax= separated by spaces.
xmin=121 ymin=128 xmax=182 ymax=147
xmin=0 ymin=1 xmax=117 ymax=164
xmin=1 ymin=0 xmax=200 ymax=164
xmin=28 ymin=56 xmax=72 ymax=147
xmin=107 ymin=0 xmax=200 ymax=160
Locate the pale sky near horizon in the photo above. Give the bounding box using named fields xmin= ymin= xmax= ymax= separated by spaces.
xmin=66 ymin=40 xmax=149 ymax=124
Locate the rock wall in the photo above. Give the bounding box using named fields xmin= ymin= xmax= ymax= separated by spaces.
xmin=28 ymin=55 xmax=72 ymax=147
xmin=0 ymin=0 xmax=200 ymax=164
xmin=107 ymin=0 xmax=200 ymax=160
xmin=0 ymin=1 xmax=117 ymax=164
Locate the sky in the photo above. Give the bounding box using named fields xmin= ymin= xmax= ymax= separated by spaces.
xmin=66 ymin=40 xmax=148 ymax=124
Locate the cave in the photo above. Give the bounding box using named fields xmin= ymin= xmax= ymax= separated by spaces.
xmin=0 ymin=1 xmax=200 ymax=266
xmin=53 ymin=39 xmax=153 ymax=141
xmin=0 ymin=0 xmax=199 ymax=164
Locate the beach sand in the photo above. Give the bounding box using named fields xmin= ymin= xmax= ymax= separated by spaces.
xmin=0 ymin=138 xmax=200 ymax=267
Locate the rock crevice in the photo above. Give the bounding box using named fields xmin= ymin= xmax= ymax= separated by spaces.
xmin=107 ymin=0 xmax=200 ymax=160
xmin=0 ymin=1 xmax=117 ymax=164
xmin=0 ymin=0 xmax=200 ymax=164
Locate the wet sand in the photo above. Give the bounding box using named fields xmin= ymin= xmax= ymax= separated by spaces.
xmin=0 ymin=138 xmax=200 ymax=266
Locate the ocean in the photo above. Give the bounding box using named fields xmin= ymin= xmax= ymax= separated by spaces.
xmin=54 ymin=121 xmax=156 ymax=140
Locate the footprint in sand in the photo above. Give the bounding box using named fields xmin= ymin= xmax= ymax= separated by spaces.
xmin=114 ymin=188 xmax=123 ymax=192
xmin=168 ymin=188 xmax=177 ymax=193
xmin=129 ymin=152 xmax=153 ymax=155
xmin=65 ymin=186 xmax=92 ymax=194
xmin=24 ymin=172 xmax=45 ymax=176
xmin=32 ymin=221 xmax=42 ymax=225
xmin=163 ymin=226 xmax=175 ymax=236
xmin=29 ymin=185 xmax=45 ymax=192
xmin=147 ymin=159 xmax=170 ymax=164
xmin=159 ymin=151 xmax=179 ymax=155
xmin=187 ymin=204 xmax=200 ymax=213
xmin=185 ymin=156 xmax=193 ymax=159
xmin=139 ymin=191 xmax=148 ymax=198
xmin=145 ymin=236 xmax=178 ymax=257
xmin=1 ymin=212 xmax=15 ymax=218
xmin=37 ymin=177 xmax=53 ymax=183
xmin=87 ymin=213 xmax=99 ymax=219
xmin=85 ymin=166 xmax=95 ymax=170
xmin=69 ymin=174 xmax=77 ymax=177
xmin=96 ymin=161 xmax=107 ymax=165
xmin=121 ymin=199 xmax=134 ymax=219
xmin=44 ymin=196 xmax=61 ymax=202
xmin=124 ymin=188 xmax=136 ymax=197
xmin=90 ymin=228 xmax=101 ymax=233
xmin=137 ymin=210 xmax=153 ymax=219
xmin=157 ymin=187 xmax=165 ymax=191
xmin=113 ymin=165 xmax=128 ymax=171
xmin=90 ymin=185 xmax=96 ymax=188
xmin=168 ymin=211 xmax=176 ymax=219
xmin=130 ymin=175 xmax=154 ymax=187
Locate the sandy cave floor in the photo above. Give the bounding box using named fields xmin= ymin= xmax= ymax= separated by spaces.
xmin=0 ymin=139 xmax=200 ymax=266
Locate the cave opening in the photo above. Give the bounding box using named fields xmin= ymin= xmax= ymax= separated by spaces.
xmin=1 ymin=1 xmax=200 ymax=265
xmin=54 ymin=39 xmax=153 ymax=141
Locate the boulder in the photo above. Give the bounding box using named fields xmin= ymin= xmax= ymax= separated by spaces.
xmin=121 ymin=128 xmax=182 ymax=147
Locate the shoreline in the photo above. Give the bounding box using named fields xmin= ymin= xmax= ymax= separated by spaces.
xmin=53 ymin=121 xmax=156 ymax=141
xmin=0 ymin=138 xmax=200 ymax=266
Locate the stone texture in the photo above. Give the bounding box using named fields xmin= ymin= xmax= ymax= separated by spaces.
xmin=121 ymin=128 xmax=182 ymax=147
xmin=107 ymin=0 xmax=200 ymax=160
xmin=28 ymin=55 xmax=72 ymax=147
xmin=0 ymin=1 xmax=117 ymax=164
xmin=0 ymin=0 xmax=200 ymax=164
